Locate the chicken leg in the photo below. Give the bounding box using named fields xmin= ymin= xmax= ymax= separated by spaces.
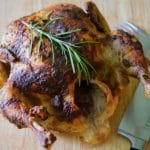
xmin=0 ymin=82 xmax=56 ymax=148
xmin=111 ymin=29 xmax=150 ymax=96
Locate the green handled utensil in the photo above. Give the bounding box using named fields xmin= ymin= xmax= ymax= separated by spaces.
xmin=118 ymin=84 xmax=150 ymax=150
xmin=117 ymin=22 xmax=150 ymax=150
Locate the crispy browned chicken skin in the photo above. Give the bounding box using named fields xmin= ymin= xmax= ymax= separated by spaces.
xmin=0 ymin=1 xmax=150 ymax=148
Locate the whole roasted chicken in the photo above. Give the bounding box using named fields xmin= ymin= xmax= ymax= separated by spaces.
xmin=0 ymin=1 xmax=150 ymax=148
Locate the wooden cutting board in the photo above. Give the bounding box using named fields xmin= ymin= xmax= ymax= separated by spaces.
xmin=0 ymin=0 xmax=150 ymax=150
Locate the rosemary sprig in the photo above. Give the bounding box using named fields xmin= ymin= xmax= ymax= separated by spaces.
xmin=22 ymin=13 xmax=98 ymax=84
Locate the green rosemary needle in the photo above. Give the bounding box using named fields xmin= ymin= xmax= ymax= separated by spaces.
xmin=22 ymin=13 xmax=98 ymax=84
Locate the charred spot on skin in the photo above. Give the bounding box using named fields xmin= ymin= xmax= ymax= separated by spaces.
xmin=29 ymin=106 xmax=49 ymax=120
xmin=44 ymin=134 xmax=56 ymax=148
xmin=0 ymin=98 xmax=22 ymax=110
xmin=143 ymin=74 xmax=149 ymax=80
xmin=61 ymin=101 xmax=81 ymax=121
xmin=37 ymin=130 xmax=56 ymax=148
xmin=51 ymin=95 xmax=62 ymax=109
xmin=0 ymin=46 xmax=17 ymax=62
xmin=122 ymin=59 xmax=131 ymax=68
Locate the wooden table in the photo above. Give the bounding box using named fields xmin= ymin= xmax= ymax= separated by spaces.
xmin=0 ymin=0 xmax=150 ymax=150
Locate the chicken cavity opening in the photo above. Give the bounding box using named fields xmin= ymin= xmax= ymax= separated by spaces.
xmin=75 ymin=80 xmax=106 ymax=118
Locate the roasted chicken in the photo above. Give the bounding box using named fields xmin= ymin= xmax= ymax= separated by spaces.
xmin=0 ymin=1 xmax=150 ymax=148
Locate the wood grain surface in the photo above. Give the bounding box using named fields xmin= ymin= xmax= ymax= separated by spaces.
xmin=0 ymin=0 xmax=150 ymax=150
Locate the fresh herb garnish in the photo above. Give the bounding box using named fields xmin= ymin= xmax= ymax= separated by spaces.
xmin=22 ymin=12 xmax=98 ymax=84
